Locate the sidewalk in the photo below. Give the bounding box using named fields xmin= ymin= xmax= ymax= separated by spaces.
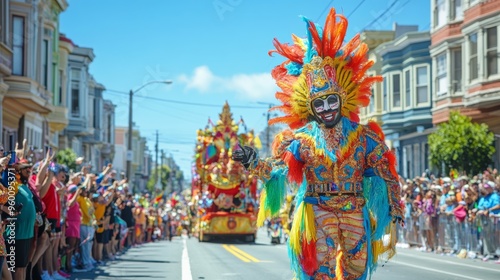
xmin=70 ymin=239 xmax=182 ymax=280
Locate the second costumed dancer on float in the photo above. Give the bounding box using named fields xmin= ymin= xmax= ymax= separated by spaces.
xmin=233 ymin=8 xmax=405 ymax=280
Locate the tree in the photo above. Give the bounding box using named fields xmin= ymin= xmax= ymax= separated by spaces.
xmin=55 ymin=148 xmax=78 ymax=172
xmin=428 ymin=111 xmax=495 ymax=176
xmin=146 ymin=165 xmax=171 ymax=192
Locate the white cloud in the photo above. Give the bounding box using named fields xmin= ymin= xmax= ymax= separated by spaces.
xmin=178 ymin=66 xmax=278 ymax=101
xmin=178 ymin=65 xmax=218 ymax=92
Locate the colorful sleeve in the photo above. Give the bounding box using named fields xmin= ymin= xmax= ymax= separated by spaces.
xmin=365 ymin=133 xmax=404 ymax=220
xmin=247 ymin=129 xmax=301 ymax=182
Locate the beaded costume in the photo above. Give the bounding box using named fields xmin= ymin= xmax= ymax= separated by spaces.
xmin=233 ymin=8 xmax=404 ymax=280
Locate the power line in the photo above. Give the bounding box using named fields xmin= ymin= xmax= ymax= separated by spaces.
xmin=347 ymin=0 xmax=366 ymax=19
xmin=105 ymin=89 xmax=269 ymax=109
xmin=316 ymin=0 xmax=335 ymax=22
xmin=360 ymin=0 xmax=399 ymax=32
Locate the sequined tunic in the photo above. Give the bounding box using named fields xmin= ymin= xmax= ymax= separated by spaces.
xmin=248 ymin=119 xmax=403 ymax=219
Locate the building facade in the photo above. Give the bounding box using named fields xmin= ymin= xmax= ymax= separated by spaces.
xmin=430 ymin=0 xmax=500 ymax=168
xmin=61 ymin=44 xmax=115 ymax=171
xmin=377 ymin=31 xmax=434 ymax=179
xmin=2 ymin=0 xmax=68 ymax=152
xmin=113 ymin=126 xmax=151 ymax=193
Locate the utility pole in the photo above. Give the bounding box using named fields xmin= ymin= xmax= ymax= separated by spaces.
xmin=155 ymin=130 xmax=159 ymax=184
xmin=160 ymin=149 xmax=164 ymax=190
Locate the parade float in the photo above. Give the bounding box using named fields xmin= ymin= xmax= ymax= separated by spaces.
xmin=192 ymin=102 xmax=260 ymax=242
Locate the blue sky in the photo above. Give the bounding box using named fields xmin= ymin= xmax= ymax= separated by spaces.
xmin=60 ymin=0 xmax=430 ymax=179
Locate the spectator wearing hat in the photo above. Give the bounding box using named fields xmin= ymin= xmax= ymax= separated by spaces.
xmin=476 ymin=181 xmax=500 ymax=261
xmin=6 ymin=158 xmax=37 ymax=280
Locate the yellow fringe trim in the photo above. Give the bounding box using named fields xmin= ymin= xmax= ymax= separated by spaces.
xmin=257 ymin=189 xmax=270 ymax=227
xmin=289 ymin=202 xmax=304 ymax=256
xmin=304 ymin=203 xmax=316 ymax=242
xmin=335 ymin=250 xmax=345 ymax=280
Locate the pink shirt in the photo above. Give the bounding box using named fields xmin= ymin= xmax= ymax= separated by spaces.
xmin=66 ymin=193 xmax=82 ymax=223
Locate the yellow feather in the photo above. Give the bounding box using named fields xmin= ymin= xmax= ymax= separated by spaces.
xmin=257 ymin=190 xmax=269 ymax=227
xmin=292 ymin=34 xmax=307 ymax=51
xmin=289 ymin=202 xmax=304 ymax=255
xmin=304 ymin=203 xmax=316 ymax=242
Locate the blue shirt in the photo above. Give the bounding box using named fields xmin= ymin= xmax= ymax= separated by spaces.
xmin=478 ymin=192 xmax=500 ymax=215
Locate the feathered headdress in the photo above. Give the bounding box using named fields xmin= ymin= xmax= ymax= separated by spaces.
xmin=268 ymin=8 xmax=382 ymax=129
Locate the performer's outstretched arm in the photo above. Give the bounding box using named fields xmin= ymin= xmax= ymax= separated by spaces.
xmin=365 ymin=134 xmax=404 ymax=222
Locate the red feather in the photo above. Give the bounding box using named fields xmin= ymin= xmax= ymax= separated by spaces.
xmin=367 ymin=121 xmax=385 ymax=141
xmin=299 ymin=237 xmax=318 ymax=276
xmin=384 ymin=151 xmax=398 ymax=178
xmin=322 ymin=8 xmax=337 ymax=58
xmin=269 ymin=38 xmax=304 ymax=64
xmin=307 ymin=20 xmax=323 ymax=57
xmin=283 ymin=151 xmax=304 ymax=184
xmin=349 ymin=111 xmax=360 ymax=123
xmin=342 ymin=34 xmax=361 ymax=59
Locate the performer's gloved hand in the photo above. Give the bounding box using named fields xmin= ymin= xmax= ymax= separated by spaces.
xmin=389 ymin=205 xmax=405 ymax=227
xmin=232 ymin=145 xmax=257 ymax=169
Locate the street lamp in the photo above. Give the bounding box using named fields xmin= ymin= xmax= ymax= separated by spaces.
xmin=127 ymin=80 xmax=173 ymax=194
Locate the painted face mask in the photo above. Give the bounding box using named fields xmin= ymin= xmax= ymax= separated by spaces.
xmin=311 ymin=94 xmax=341 ymax=128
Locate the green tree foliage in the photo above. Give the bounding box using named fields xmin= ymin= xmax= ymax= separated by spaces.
xmin=429 ymin=111 xmax=495 ymax=176
xmin=55 ymin=148 xmax=77 ymax=171
xmin=147 ymin=165 xmax=171 ymax=192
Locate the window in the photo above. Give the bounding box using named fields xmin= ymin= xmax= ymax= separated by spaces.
xmin=404 ymin=70 xmax=411 ymax=108
xmin=451 ymin=48 xmax=462 ymax=92
xmin=469 ymin=33 xmax=478 ymax=80
xmin=42 ymin=39 xmax=49 ymax=89
xmin=451 ymin=0 xmax=462 ymax=21
xmin=434 ymin=0 xmax=447 ymax=28
xmin=58 ymin=70 xmax=63 ymax=106
xmin=93 ymin=98 xmax=99 ymax=129
xmin=369 ymin=85 xmax=375 ymax=113
xmin=12 ymin=16 xmax=25 ymax=76
xmin=416 ymin=66 xmax=429 ymax=104
xmin=436 ymin=53 xmax=447 ymax=96
xmin=392 ymin=74 xmax=401 ymax=108
xmin=71 ymin=81 xmax=80 ymax=117
xmin=413 ymin=144 xmax=421 ymax=179
xmin=107 ymin=115 xmax=112 ymax=143
xmin=71 ymin=69 xmax=81 ymax=117
xmin=383 ymin=79 xmax=387 ymax=111
xmin=486 ymin=27 xmax=498 ymax=77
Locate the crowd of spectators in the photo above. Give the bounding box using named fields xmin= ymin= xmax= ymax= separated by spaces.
xmin=398 ymin=168 xmax=500 ymax=263
xmin=0 ymin=140 xmax=183 ymax=280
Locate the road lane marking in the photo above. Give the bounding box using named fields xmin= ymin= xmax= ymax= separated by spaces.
xmin=391 ymin=260 xmax=484 ymax=280
xmin=228 ymin=245 xmax=261 ymax=263
xmin=182 ymin=238 xmax=193 ymax=280
xmin=222 ymin=244 xmax=251 ymax=262
xmin=397 ymin=252 xmax=500 ymax=273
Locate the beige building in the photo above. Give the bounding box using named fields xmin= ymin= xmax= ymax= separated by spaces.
xmin=113 ymin=126 xmax=151 ymax=193
xmin=359 ymin=30 xmax=397 ymax=124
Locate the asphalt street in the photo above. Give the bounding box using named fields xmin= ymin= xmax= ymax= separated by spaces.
xmin=71 ymin=229 xmax=500 ymax=280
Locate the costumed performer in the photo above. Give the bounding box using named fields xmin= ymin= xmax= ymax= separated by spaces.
xmin=233 ymin=8 xmax=405 ymax=280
